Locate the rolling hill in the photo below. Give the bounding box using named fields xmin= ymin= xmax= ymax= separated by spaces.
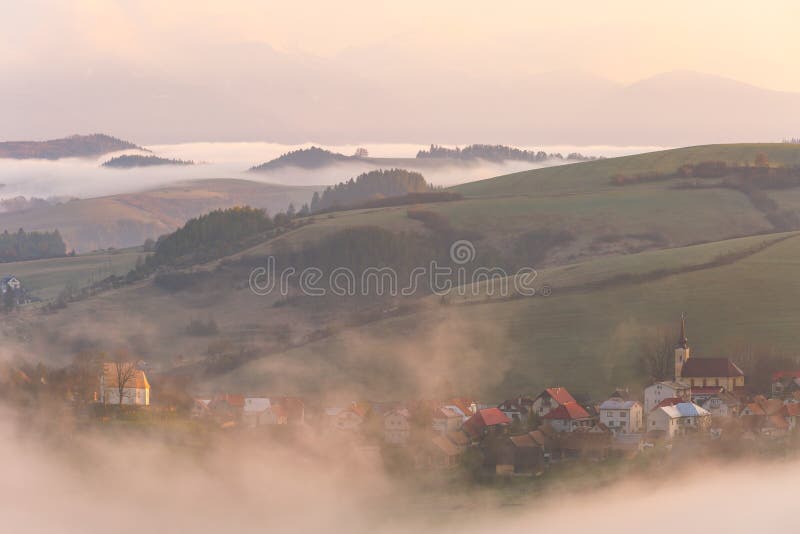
xmin=0 ymin=179 xmax=321 ymax=252
xmin=9 ymin=143 xmax=800 ymax=403
xmin=0 ymin=134 xmax=142 ymax=159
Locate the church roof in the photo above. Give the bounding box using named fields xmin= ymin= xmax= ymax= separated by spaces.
xmin=681 ymin=358 xmax=743 ymax=378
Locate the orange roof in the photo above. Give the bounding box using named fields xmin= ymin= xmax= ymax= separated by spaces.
xmin=213 ymin=393 xmax=245 ymax=407
xmin=542 ymin=387 xmax=577 ymax=405
xmin=773 ymin=370 xmax=800 ymax=381
xmin=478 ymin=408 xmax=512 ymax=426
xmin=509 ymin=434 xmax=538 ymax=448
xmin=744 ymin=402 xmax=766 ymax=416
xmin=653 ymin=397 xmax=683 ymax=411
xmin=543 ymin=401 xmax=590 ymax=420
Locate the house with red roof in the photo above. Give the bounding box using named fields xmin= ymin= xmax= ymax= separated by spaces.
xmin=771 ymin=371 xmax=800 ymax=398
xmin=542 ymin=402 xmax=593 ymax=432
xmin=530 ymin=387 xmax=578 ymax=418
xmin=462 ymin=407 xmax=511 ymax=440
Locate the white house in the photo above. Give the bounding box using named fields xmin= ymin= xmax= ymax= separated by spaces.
xmin=100 ymin=362 xmax=150 ymax=406
xmin=384 ymin=408 xmax=411 ymax=445
xmin=599 ymin=398 xmax=643 ymax=435
xmin=432 ymin=406 xmax=463 ymax=435
xmin=0 ymin=275 xmax=21 ymax=294
xmin=326 ymin=405 xmax=368 ymax=431
xmin=648 ymin=402 xmax=711 ymax=439
xmin=242 ymin=397 xmax=287 ymax=427
xmin=644 ymin=381 xmax=690 ymax=413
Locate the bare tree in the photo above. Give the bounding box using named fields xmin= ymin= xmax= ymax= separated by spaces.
xmin=639 ymin=328 xmax=677 ymax=382
xmin=70 ymin=350 xmax=105 ymax=405
xmin=110 ymin=354 xmax=138 ymax=407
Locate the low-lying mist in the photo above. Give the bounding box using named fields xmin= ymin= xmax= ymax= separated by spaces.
xmin=0 ymin=142 xmax=660 ymax=202
xmin=0 ymin=400 xmax=794 ymax=534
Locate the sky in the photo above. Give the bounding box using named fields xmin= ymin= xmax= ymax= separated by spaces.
xmin=4 ymin=0 xmax=799 ymax=90
xmin=2 ymin=1 xmax=800 ymax=144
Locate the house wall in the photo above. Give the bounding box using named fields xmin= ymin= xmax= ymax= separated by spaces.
xmin=432 ymin=416 xmax=460 ymax=435
xmin=103 ymin=386 xmax=149 ymax=406
xmin=644 ymin=383 xmax=689 ymax=413
xmin=384 ymin=413 xmax=410 ymax=445
xmin=531 ymin=395 xmax=558 ymax=417
xmin=685 ymin=376 xmax=743 ymax=390
xmin=647 ymin=409 xmax=678 ymax=438
xmin=601 ymin=404 xmax=643 ymax=434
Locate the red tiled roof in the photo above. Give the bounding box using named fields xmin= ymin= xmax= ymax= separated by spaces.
xmin=681 ymin=358 xmax=743 ymax=378
xmin=478 ymin=408 xmax=511 ymax=426
xmin=543 ymin=387 xmax=577 ymax=405
xmin=462 ymin=408 xmax=511 ymax=438
xmin=653 ymin=397 xmax=682 ymax=411
xmin=744 ymin=402 xmax=766 ymax=416
xmin=773 ymin=370 xmax=800 ymax=381
xmin=509 ymin=434 xmax=538 ymax=448
xmin=542 ymin=401 xmax=590 ymax=420
xmin=213 ymin=393 xmax=245 ymax=407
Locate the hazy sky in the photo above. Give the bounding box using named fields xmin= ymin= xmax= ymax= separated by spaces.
xmin=3 ymin=1 xmax=800 ymax=144
xmin=4 ymin=0 xmax=799 ymax=90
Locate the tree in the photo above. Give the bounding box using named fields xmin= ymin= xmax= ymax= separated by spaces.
xmin=353 ymin=147 xmax=369 ymax=158
xmin=143 ymin=238 xmax=156 ymax=252
xmin=110 ymin=355 xmax=138 ymax=407
xmin=70 ymin=351 xmax=104 ymax=405
xmin=755 ymin=152 xmax=769 ymax=168
xmin=638 ymin=329 xmax=677 ymax=382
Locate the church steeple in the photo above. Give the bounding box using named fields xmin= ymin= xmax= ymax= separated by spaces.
xmin=677 ymin=312 xmax=689 ymax=349
xmin=674 ymin=312 xmax=691 ymax=381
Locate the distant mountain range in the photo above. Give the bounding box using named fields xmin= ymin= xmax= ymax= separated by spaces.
xmin=2 ymin=48 xmax=799 ymax=145
xmin=0 ymin=134 xmax=142 ymax=160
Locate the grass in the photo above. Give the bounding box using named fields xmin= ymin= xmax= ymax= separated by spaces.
xmin=212 ymin=231 xmax=800 ymax=400
xmin=452 ymin=143 xmax=800 ymax=197
xmin=2 ymin=248 xmax=143 ymax=300
xmin=235 ymin=145 xmax=800 ymax=264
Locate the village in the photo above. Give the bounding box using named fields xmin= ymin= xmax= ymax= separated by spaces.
xmin=39 ymin=314 xmax=796 ymax=480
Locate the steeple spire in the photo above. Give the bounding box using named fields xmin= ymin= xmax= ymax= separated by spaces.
xmin=677 ymin=312 xmax=688 ymax=349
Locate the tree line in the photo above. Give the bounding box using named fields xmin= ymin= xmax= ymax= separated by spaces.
xmin=416 ymin=144 xmax=597 ymax=162
xmin=148 ymin=206 xmax=278 ymax=267
xmin=310 ymin=169 xmax=431 ymax=212
xmin=0 ymin=228 xmax=67 ymax=262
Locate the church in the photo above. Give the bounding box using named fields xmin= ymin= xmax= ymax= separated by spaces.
xmin=674 ymin=314 xmax=745 ymax=392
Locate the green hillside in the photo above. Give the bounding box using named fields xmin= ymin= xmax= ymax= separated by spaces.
xmin=2 ymin=248 xmax=143 ymax=300
xmin=452 ymin=143 xmax=800 ymax=197
xmin=209 ymin=231 xmax=800 ymax=400
xmin=235 ymin=144 xmax=800 ymax=268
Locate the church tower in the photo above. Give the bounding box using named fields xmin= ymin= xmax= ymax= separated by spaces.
xmin=674 ymin=313 xmax=690 ymax=381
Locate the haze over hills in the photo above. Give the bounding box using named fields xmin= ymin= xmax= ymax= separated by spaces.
xmin=3 ymin=50 xmax=800 ymax=145
xmin=9 ymin=142 xmax=800 ymax=400
xmin=0 ymin=179 xmax=320 ymax=252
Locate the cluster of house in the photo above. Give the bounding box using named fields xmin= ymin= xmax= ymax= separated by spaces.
xmin=191 ymin=394 xmax=306 ymax=427
xmin=268 ymin=316 xmax=800 ymax=474
xmin=101 ymin=316 xmax=800 ymax=475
